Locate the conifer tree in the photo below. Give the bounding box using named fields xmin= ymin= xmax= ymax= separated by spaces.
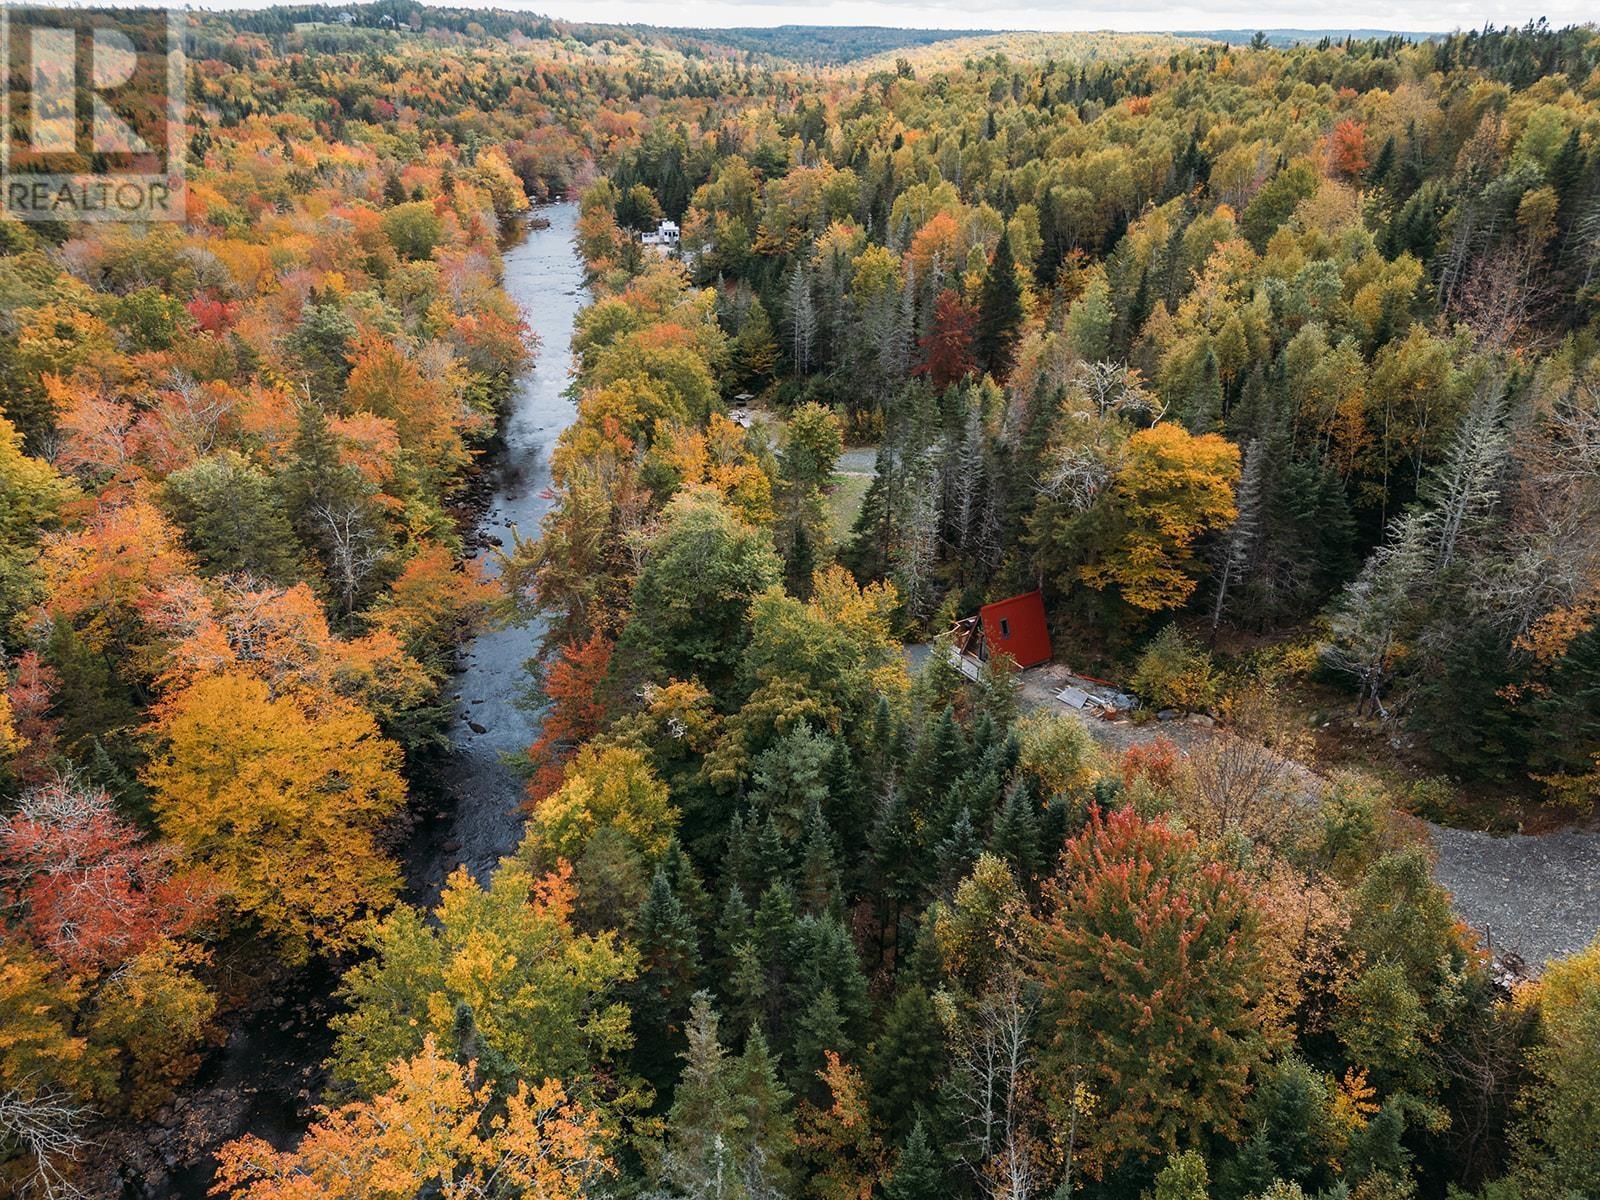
xmin=987 ymin=777 xmax=1042 ymax=885
xmin=1184 ymin=348 xmax=1224 ymax=433
xmin=790 ymin=987 xmax=848 ymax=1102
xmin=935 ymin=805 xmax=983 ymax=893
xmin=632 ymin=869 xmax=705 ymax=1095
xmin=714 ymin=883 xmax=753 ymax=986
xmin=661 ymin=995 xmax=741 ymax=1198
xmin=726 ymin=1029 xmax=796 ymax=1199
xmin=797 ymin=804 xmax=843 ymax=918
xmin=906 ymin=706 xmax=967 ymax=815
xmin=976 ymin=230 xmax=1024 ymax=378
xmin=884 ymin=1120 xmax=945 ymax=1200
xmin=867 ymin=985 xmax=947 ymax=1138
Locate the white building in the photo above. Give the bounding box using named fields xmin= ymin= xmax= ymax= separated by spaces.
xmin=641 ymin=219 xmax=680 ymax=253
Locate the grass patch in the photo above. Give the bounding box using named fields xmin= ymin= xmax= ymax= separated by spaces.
xmin=826 ymin=472 xmax=872 ymax=547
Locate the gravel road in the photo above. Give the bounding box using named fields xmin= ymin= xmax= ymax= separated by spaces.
xmin=913 ymin=646 xmax=1600 ymax=971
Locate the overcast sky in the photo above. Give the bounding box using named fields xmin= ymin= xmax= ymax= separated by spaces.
xmin=505 ymin=0 xmax=1592 ymax=34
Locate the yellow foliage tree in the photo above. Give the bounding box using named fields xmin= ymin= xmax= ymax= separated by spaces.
xmin=1080 ymin=423 xmax=1241 ymax=612
xmin=328 ymin=864 xmax=637 ymax=1104
xmin=144 ymin=671 xmax=404 ymax=959
xmin=522 ymin=743 xmax=678 ymax=869
xmin=215 ymin=1036 xmax=611 ymax=1200
xmin=87 ymin=939 xmax=217 ymax=1116
xmin=1513 ymin=937 xmax=1600 ymax=1198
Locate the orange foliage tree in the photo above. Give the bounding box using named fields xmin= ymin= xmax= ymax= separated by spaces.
xmin=526 ymin=633 xmax=615 ymax=803
xmin=796 ymin=1052 xmax=886 ymax=1200
xmin=918 ymin=289 xmax=979 ymax=390
xmin=1327 ymin=119 xmax=1370 ymax=180
xmin=1033 ymin=807 xmax=1275 ymax=1177
xmin=38 ymin=499 xmax=195 ymax=671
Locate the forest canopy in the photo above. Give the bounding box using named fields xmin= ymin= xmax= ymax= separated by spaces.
xmin=1 ymin=10 xmax=1599 ymax=1200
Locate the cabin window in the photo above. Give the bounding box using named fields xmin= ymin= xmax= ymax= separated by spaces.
xmin=999 ymin=618 xmax=1011 ymax=639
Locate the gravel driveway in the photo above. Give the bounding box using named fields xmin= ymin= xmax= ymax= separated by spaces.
xmin=912 ymin=646 xmax=1600 ymax=971
xmin=1429 ymin=825 xmax=1600 ymax=970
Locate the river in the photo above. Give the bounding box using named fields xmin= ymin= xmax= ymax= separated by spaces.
xmin=148 ymin=202 xmax=585 ymax=1199
xmin=406 ymin=199 xmax=586 ymax=903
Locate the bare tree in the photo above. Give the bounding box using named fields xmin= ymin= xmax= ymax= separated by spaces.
xmin=892 ymin=450 xmax=943 ymax=625
xmin=1450 ymin=241 xmax=1555 ymax=352
xmin=1321 ymin=508 xmax=1431 ymax=718
xmin=1471 ymin=381 xmax=1600 ymax=644
xmin=943 ymin=403 xmax=986 ymax=555
xmin=1428 ymin=380 xmax=1509 ymax=574
xmin=1211 ymin=437 xmax=1264 ymax=634
xmin=0 ymin=1087 xmax=92 ymax=1200
xmin=785 ymin=263 xmax=817 ymax=377
xmin=1034 ymin=445 xmax=1110 ymax=515
xmin=1181 ymin=730 xmax=1308 ymax=848
xmin=1570 ymin=192 xmax=1600 ymax=292
xmin=161 ymin=371 xmax=237 ymax=458
xmin=1435 ymin=1001 xmax=1536 ymax=1191
xmin=1074 ymin=360 xmax=1165 ymax=425
xmin=310 ymin=499 xmax=387 ymax=615
xmin=950 ymin=965 xmax=1041 ymax=1200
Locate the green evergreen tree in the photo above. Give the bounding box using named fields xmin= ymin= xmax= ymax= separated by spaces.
xmin=987 ymin=777 xmax=1042 ymax=885
xmin=751 ymin=882 xmax=800 ymax=1036
xmin=906 ymin=706 xmax=967 ymax=815
xmin=750 ymin=724 xmax=835 ymax=841
xmin=934 ymin=804 xmax=983 ymax=892
xmin=726 ymin=1028 xmax=796 ymax=1198
xmin=867 ymin=984 xmax=947 ymax=1137
xmin=791 ymin=913 xmax=869 ymax=1047
xmin=660 ymin=836 xmax=713 ymax=936
xmin=43 ymin=618 xmax=140 ymax=774
xmin=975 ymin=230 xmax=1024 ymax=378
xmin=161 ymin=452 xmax=305 ymax=584
xmin=884 ymin=1120 xmax=945 ymax=1200
xmin=1184 ymin=348 xmax=1224 ymax=433
xmin=755 ymin=814 xmax=792 ymax=885
xmin=789 ymin=985 xmax=848 ymax=1101
xmin=797 ymin=803 xmax=843 ymax=918
xmin=661 ymin=993 xmax=793 ymax=1200
xmin=725 ymin=810 xmax=758 ymax=899
xmin=869 ymin=788 xmax=923 ymax=960
xmin=714 ymin=883 xmax=753 ymax=989
xmin=632 ymin=868 xmax=706 ymax=1096
xmin=1368 ymin=135 xmax=1396 ymax=189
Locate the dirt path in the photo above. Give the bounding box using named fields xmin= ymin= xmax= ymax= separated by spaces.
xmin=915 ymin=646 xmax=1600 ymax=971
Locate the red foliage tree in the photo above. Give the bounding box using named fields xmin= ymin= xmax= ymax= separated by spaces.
xmin=4 ymin=651 xmax=61 ymax=784
xmin=1118 ymin=736 xmax=1181 ymax=793
xmin=917 ymin=289 xmax=978 ymax=391
xmin=1327 ymin=119 xmax=1370 ymax=180
xmin=1033 ymin=806 xmax=1273 ymax=1177
xmin=0 ymin=778 xmax=215 ymax=970
xmin=185 ymin=294 xmax=239 ymax=335
xmin=525 ymin=633 xmax=614 ymax=803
